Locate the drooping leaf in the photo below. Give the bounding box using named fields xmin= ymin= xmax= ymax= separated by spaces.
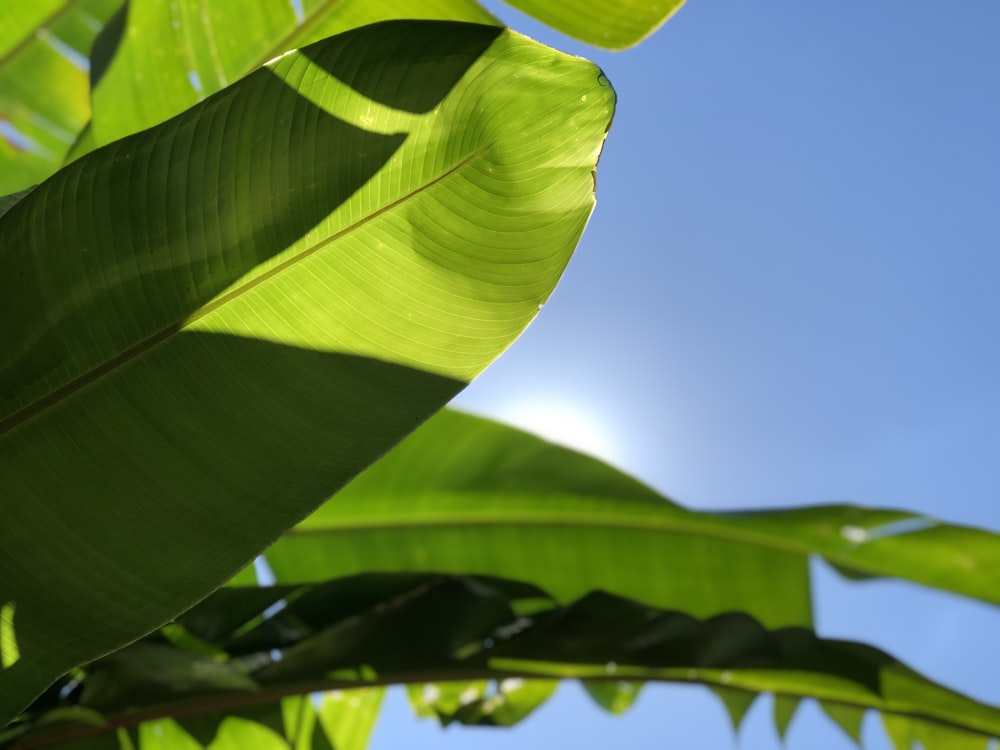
xmin=819 ymin=701 xmax=866 ymax=745
xmin=9 ymin=574 xmax=999 ymax=748
xmin=581 ymin=680 xmax=642 ymax=715
xmin=316 ymin=689 xmax=383 ymax=750
xmin=882 ymin=714 xmax=992 ymax=750
xmin=501 ymin=0 xmax=686 ymax=49
xmin=406 ymin=682 xmax=489 ymax=723
xmin=773 ymin=695 xmax=801 ymax=740
xmin=179 ymin=702 xmax=289 ymax=750
xmin=133 ymin=720 xmax=202 ymax=750
xmin=258 ymin=410 xmax=1000 ymax=639
xmin=448 ymin=678 xmax=558 ymax=727
xmin=204 ymin=718 xmax=289 ymax=750
xmin=0 ymin=0 xmax=123 ymax=191
xmin=281 ymin=695 xmax=330 ymax=750
xmin=882 ymin=713 xmax=915 ymax=750
xmin=263 ymin=409 xmax=814 ymax=627
xmin=711 ymin=686 xmax=757 ymax=734
xmin=711 ymin=507 xmax=1000 ymax=603
xmin=0 ymin=21 xmax=615 ymax=724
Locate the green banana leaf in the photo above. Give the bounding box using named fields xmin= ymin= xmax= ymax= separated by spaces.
xmin=262 ymin=407 xmax=810 ymax=627
xmin=0 ymin=20 xmax=615 ymax=724
xmin=84 ymin=0 xmax=680 ymax=154
xmin=6 ymin=573 xmax=998 ymax=749
xmin=4 ymin=0 xmax=682 ymax=193
xmin=86 ymin=0 xmax=498 ymax=148
xmin=256 ymin=410 xmax=1000 ymax=631
xmin=503 ymin=0 xmax=686 ymax=49
xmin=0 ymin=0 xmax=123 ymax=192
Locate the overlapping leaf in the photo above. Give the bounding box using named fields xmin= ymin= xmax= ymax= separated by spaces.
xmin=255 ymin=410 xmax=1000 ymax=635
xmin=6 ymin=574 xmax=997 ymax=749
xmin=0 ymin=21 xmax=615 ymax=723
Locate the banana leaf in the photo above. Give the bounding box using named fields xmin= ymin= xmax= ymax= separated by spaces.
xmin=502 ymin=0 xmax=686 ymax=49
xmin=5 ymin=0 xmax=682 ymax=189
xmin=6 ymin=573 xmax=997 ymax=749
xmin=86 ymin=0 xmax=498 ymax=149
xmin=0 ymin=21 xmax=615 ymax=723
xmin=256 ymin=410 xmax=1000 ymax=632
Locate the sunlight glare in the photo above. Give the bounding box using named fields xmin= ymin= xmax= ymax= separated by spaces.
xmin=503 ymin=401 xmax=616 ymax=460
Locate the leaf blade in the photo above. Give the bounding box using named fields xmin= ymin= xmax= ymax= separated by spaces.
xmin=262 ymin=410 xmax=1000 ymax=629
xmin=88 ymin=0 xmax=498 ymax=148
xmin=0 ymin=21 xmax=615 ymax=723
xmin=11 ymin=573 xmax=999 ymax=747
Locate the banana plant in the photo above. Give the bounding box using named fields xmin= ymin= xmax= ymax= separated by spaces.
xmin=2 ymin=2 xmax=996 ymax=750
xmin=0 ymin=17 xmax=615 ymax=724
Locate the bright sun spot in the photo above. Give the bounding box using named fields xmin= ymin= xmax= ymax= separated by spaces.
xmin=502 ymin=401 xmax=616 ymax=460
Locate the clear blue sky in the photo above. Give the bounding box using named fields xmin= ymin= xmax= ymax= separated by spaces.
xmin=372 ymin=2 xmax=1000 ymax=748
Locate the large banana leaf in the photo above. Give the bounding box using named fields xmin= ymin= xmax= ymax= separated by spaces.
xmin=258 ymin=410 xmax=1000 ymax=629
xmin=0 ymin=0 xmax=123 ymax=192
xmin=6 ymin=573 xmax=998 ymax=749
xmin=0 ymin=21 xmax=615 ymax=724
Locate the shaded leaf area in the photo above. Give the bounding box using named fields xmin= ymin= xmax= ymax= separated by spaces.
xmin=6 ymin=574 xmax=998 ymax=749
xmin=259 ymin=410 xmax=1000 ymax=631
xmin=0 ymin=189 xmax=34 ymax=220
xmin=0 ymin=0 xmax=123 ymax=192
xmin=0 ymin=21 xmax=615 ymax=724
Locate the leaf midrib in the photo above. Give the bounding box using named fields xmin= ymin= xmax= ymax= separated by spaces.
xmin=280 ymin=497 xmax=954 ymax=586
xmin=0 ymin=143 xmax=492 ymax=436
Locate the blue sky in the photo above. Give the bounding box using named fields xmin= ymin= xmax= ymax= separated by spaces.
xmin=371 ymin=2 xmax=1000 ymax=748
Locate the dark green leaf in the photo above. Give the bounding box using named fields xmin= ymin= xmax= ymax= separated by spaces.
xmin=10 ymin=574 xmax=999 ymax=748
